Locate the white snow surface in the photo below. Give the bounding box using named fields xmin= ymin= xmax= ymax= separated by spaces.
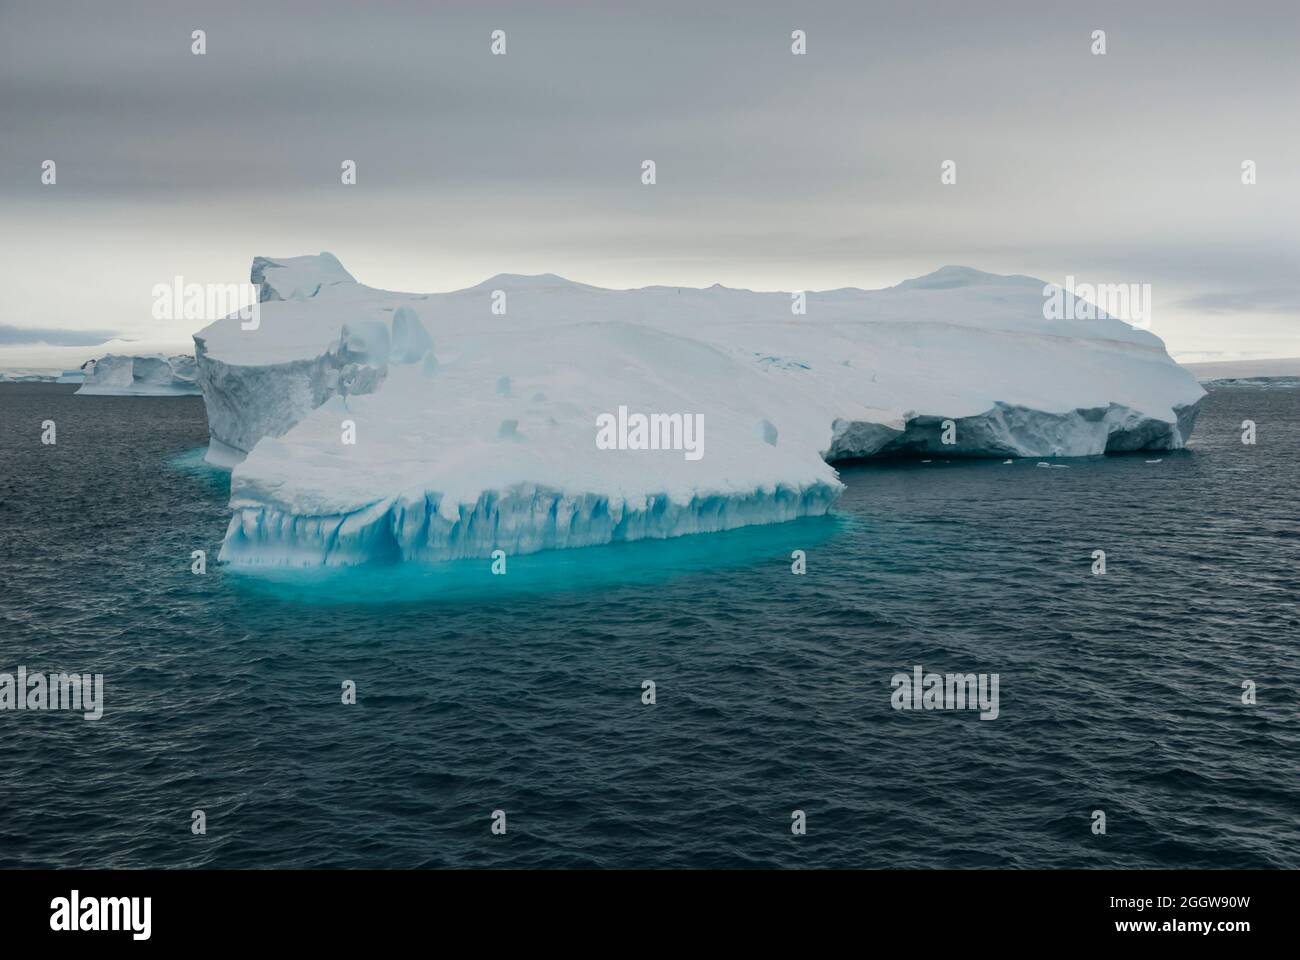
xmin=196 ymin=254 xmax=1205 ymax=566
xmin=76 ymin=354 xmax=200 ymax=396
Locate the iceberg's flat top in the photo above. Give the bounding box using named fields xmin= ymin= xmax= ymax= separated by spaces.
xmin=201 ymin=257 xmax=1166 ymax=367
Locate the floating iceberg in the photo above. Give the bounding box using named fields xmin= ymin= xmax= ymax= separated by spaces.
xmin=0 ymin=369 xmax=58 ymax=382
xmin=76 ymin=354 xmax=200 ymax=396
xmin=195 ymin=254 xmax=1204 ymax=567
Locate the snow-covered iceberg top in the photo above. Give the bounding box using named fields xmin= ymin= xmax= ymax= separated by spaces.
xmin=75 ymin=354 xmax=200 ymax=396
xmin=195 ymin=254 xmax=1204 ymax=567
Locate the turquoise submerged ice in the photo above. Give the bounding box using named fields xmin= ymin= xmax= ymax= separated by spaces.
xmin=195 ymin=255 xmax=1205 ymax=567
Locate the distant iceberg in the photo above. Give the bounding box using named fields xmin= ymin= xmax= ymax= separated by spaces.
xmin=195 ymin=254 xmax=1205 ymax=567
xmin=76 ymin=354 xmax=200 ymax=396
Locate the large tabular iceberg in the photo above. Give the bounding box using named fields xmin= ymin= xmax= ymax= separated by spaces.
xmin=195 ymin=254 xmax=1204 ymax=567
xmin=76 ymin=354 xmax=200 ymax=396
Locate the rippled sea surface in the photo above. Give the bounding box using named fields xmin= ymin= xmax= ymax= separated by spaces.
xmin=1 ymin=382 xmax=1297 ymax=868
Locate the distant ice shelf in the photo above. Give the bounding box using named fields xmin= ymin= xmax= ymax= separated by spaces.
xmin=194 ymin=254 xmax=1205 ymax=567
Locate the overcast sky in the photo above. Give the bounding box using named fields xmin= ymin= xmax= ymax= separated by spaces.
xmin=1 ymin=0 xmax=1296 ymax=365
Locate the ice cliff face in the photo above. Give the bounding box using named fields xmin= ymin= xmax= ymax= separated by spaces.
xmin=195 ymin=254 xmax=1205 ymax=567
xmin=194 ymin=254 xmax=398 ymax=466
xmin=75 ymin=354 xmax=200 ymax=396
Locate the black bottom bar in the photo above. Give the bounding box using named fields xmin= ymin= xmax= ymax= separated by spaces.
xmin=0 ymin=868 xmax=1282 ymax=946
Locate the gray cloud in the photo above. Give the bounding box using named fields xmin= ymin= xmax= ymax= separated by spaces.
xmin=0 ymin=0 xmax=1296 ymax=360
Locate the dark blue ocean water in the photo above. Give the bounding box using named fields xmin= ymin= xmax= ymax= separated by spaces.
xmin=1 ymin=382 xmax=1297 ymax=868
